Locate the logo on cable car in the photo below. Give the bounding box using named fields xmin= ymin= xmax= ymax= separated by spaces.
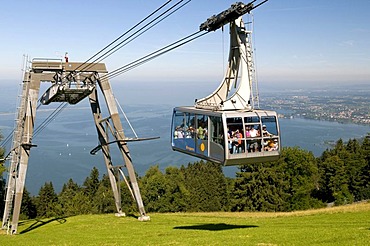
xmin=199 ymin=143 xmax=205 ymax=152
xmin=186 ymin=145 xmax=195 ymax=152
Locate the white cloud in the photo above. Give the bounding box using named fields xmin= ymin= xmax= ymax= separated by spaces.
xmin=339 ymin=40 xmax=355 ymax=47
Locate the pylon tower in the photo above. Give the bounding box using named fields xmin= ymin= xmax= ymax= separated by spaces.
xmin=2 ymin=59 xmax=149 ymax=235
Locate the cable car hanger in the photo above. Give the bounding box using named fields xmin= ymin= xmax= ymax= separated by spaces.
xmin=171 ymin=0 xmax=281 ymax=166
xmin=196 ymin=0 xmax=268 ymax=111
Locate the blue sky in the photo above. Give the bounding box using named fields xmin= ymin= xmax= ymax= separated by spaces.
xmin=1 ymin=0 xmax=370 ymax=86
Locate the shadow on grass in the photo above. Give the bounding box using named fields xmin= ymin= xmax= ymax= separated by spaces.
xmin=19 ymin=216 xmax=68 ymax=234
xmin=126 ymin=213 xmax=139 ymax=219
xmin=174 ymin=223 xmax=258 ymax=231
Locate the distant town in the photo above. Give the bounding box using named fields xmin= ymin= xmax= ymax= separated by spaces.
xmin=260 ymin=86 xmax=370 ymax=126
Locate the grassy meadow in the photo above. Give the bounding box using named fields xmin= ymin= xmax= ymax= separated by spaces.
xmin=1 ymin=202 xmax=369 ymax=245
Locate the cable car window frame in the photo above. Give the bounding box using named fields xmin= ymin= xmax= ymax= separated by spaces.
xmin=171 ymin=108 xmax=226 ymax=164
xmin=172 ymin=111 xmax=197 ymax=154
xmin=261 ymin=115 xmax=280 ymax=152
xmin=208 ymin=115 xmax=225 ymax=161
xmin=226 ymin=117 xmax=244 ymax=155
xmin=244 ymin=114 xmax=262 ymax=153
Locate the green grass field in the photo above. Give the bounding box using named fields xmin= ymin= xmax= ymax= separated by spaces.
xmin=1 ymin=202 xmax=369 ymax=245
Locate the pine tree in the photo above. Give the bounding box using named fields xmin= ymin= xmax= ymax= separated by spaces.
xmin=360 ymin=137 xmax=370 ymax=199
xmin=163 ymin=166 xmax=190 ymax=212
xmin=231 ymin=161 xmax=287 ymax=212
xmin=20 ymin=187 xmax=37 ymax=219
xmin=83 ymin=167 xmax=100 ymax=199
xmin=140 ymin=165 xmax=170 ymax=212
xmin=120 ymin=179 xmax=137 ymax=214
xmin=317 ymin=142 xmax=354 ymax=205
xmin=232 ymin=147 xmax=323 ymax=212
xmin=93 ymin=174 xmax=115 ymax=214
xmin=35 ymin=182 xmax=60 ymax=218
xmin=58 ymin=178 xmax=82 ymax=216
xmin=345 ymin=139 xmax=367 ymax=201
xmin=184 ymin=161 xmax=228 ymax=212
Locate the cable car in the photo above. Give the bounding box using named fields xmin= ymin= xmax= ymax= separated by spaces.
xmin=172 ymin=107 xmax=280 ymax=166
xmin=171 ymin=3 xmax=281 ymax=166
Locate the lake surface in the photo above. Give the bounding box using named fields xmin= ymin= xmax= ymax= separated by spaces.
xmin=1 ymin=81 xmax=369 ymax=194
xmin=1 ymin=103 xmax=369 ymax=195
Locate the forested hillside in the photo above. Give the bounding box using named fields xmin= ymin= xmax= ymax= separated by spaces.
xmin=0 ymin=136 xmax=369 ymax=220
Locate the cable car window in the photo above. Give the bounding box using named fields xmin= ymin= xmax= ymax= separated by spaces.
xmin=244 ymin=116 xmax=259 ymax=124
xmin=193 ymin=114 xmax=208 ymax=157
xmin=261 ymin=116 xmax=278 ymax=136
xmin=172 ymin=111 xmax=196 ymax=153
xmin=196 ymin=114 xmax=208 ymax=140
xmin=261 ymin=116 xmax=279 ymax=152
xmin=210 ymin=116 xmax=223 ymax=145
xmin=209 ymin=116 xmax=224 ymax=161
xmin=226 ymin=117 xmax=244 ymax=154
xmin=173 ymin=111 xmax=185 ymax=139
xmin=245 ymin=124 xmax=261 ymax=153
xmin=185 ymin=113 xmax=196 ymax=139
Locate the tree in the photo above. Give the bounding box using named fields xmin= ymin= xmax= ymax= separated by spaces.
xmin=120 ymin=179 xmax=138 ymax=215
xmin=317 ymin=142 xmax=354 ymax=205
xmin=20 ymin=187 xmax=37 ymax=219
xmin=80 ymin=167 xmax=101 ymax=213
xmin=83 ymin=167 xmax=100 ymax=199
xmin=58 ymin=178 xmax=82 ymax=216
xmin=232 ymin=147 xmax=323 ymax=212
xmin=345 ymin=139 xmax=368 ymax=201
xmin=163 ymin=166 xmax=190 ymax=212
xmin=231 ymin=161 xmax=287 ymax=212
xmin=141 ymin=165 xmax=171 ymax=212
xmin=35 ymin=182 xmax=60 ymax=218
xmin=281 ymin=147 xmax=323 ymax=210
xmin=316 ymin=137 xmax=370 ymax=205
xmin=141 ymin=165 xmax=191 ymax=212
xmin=184 ymin=161 xmax=228 ymax=212
xmin=93 ymin=174 xmax=115 ymax=214
xmin=360 ymin=137 xmax=370 ymax=199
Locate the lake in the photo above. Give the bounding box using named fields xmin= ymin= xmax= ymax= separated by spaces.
xmin=0 ymin=102 xmax=369 ymax=195
xmin=1 ymin=81 xmax=369 ymax=194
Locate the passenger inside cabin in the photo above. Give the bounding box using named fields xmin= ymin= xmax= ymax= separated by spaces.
xmin=197 ymin=122 xmax=207 ymax=140
xmin=262 ymin=125 xmax=272 ymax=137
xmin=232 ymin=129 xmax=243 ymax=154
xmin=272 ymin=139 xmax=279 ymax=150
xmin=264 ymin=138 xmax=279 ymax=151
xmin=248 ymin=125 xmax=260 ymax=152
xmin=186 ymin=126 xmax=195 ymax=138
xmin=227 ymin=128 xmax=233 ymax=153
xmin=174 ymin=126 xmax=184 ymax=139
xmin=245 ymin=125 xmax=251 ymax=137
xmin=250 ymin=125 xmax=259 ymax=138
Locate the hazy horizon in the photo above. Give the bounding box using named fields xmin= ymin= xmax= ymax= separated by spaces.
xmin=1 ymin=1 xmax=370 ymax=84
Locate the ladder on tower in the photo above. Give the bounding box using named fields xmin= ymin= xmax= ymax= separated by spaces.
xmin=245 ymin=30 xmax=259 ymax=109
xmin=2 ymin=68 xmax=31 ymax=233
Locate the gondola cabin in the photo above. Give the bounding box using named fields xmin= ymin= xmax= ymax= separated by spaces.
xmin=171 ymin=107 xmax=280 ymax=166
xmin=171 ymin=2 xmax=281 ymax=166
